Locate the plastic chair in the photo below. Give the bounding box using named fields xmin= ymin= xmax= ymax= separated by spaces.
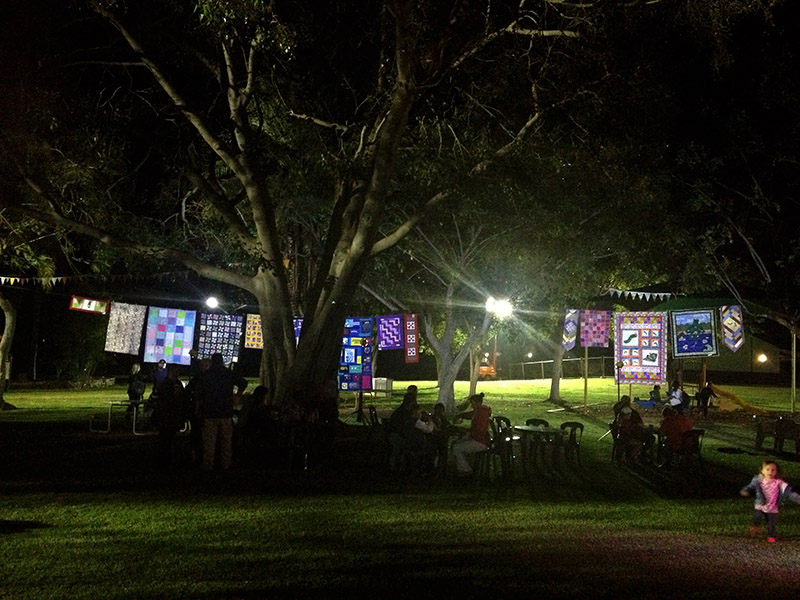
xmin=473 ymin=419 xmax=497 ymax=481
xmin=675 ymin=428 xmax=704 ymax=470
xmin=524 ymin=418 xmax=554 ymax=467
xmin=492 ymin=415 xmax=518 ymax=479
xmin=560 ymin=421 xmax=584 ymax=466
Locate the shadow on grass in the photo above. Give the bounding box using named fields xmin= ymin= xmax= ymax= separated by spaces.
xmin=0 ymin=519 xmax=51 ymax=534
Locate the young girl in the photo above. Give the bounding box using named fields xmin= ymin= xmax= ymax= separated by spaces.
xmin=740 ymin=460 xmax=800 ymax=542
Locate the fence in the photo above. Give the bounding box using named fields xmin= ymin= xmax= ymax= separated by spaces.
xmin=510 ymin=356 xmax=615 ymax=380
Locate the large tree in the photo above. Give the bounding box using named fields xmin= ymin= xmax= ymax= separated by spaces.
xmin=2 ymin=1 xmax=639 ymax=405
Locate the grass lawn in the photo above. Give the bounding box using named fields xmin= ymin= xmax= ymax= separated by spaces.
xmin=2 ymin=378 xmax=800 ymax=599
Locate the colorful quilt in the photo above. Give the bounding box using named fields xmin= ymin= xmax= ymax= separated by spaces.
xmin=70 ymin=295 xmax=109 ymax=315
xmin=196 ymin=313 xmax=244 ymax=364
xmin=720 ymin=305 xmax=745 ymax=352
xmin=377 ymin=315 xmax=404 ymax=350
xmin=339 ymin=317 xmax=373 ymax=391
xmin=244 ymin=313 xmax=263 ymax=349
xmin=339 ymin=317 xmax=372 ymax=392
xmin=671 ymin=309 xmax=718 ymax=357
xmin=104 ymin=302 xmax=147 ymax=355
xmin=244 ymin=314 xmax=303 ymax=349
xmin=614 ymin=312 xmax=667 ymax=385
xmin=562 ymin=309 xmax=579 ymax=351
xmin=404 ymin=314 xmax=419 ymax=364
xmin=581 ymin=310 xmax=611 ymax=348
xmin=143 ymin=306 xmax=196 ymax=365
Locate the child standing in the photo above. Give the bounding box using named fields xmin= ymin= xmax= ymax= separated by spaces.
xmin=740 ymin=460 xmax=800 ymax=542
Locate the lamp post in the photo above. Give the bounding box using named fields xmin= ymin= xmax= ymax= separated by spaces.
xmin=615 ymin=360 xmax=624 ymax=401
xmin=483 ymin=297 xmax=513 ymax=381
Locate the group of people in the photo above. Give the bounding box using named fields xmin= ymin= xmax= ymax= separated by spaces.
xmin=128 ymin=354 xmax=249 ymax=471
xmin=378 ymin=385 xmax=800 ymax=544
xmin=644 ymin=379 xmax=717 ymax=418
xmin=611 ymin=393 xmax=698 ymax=467
xmin=386 ymin=386 xmax=454 ymax=476
xmin=385 ymin=388 xmax=492 ymax=479
xmin=128 ymin=354 xmax=322 ymax=472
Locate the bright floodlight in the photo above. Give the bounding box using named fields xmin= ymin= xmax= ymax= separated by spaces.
xmin=485 ymin=296 xmax=513 ymax=319
xmin=206 ymin=296 xmax=220 ymax=309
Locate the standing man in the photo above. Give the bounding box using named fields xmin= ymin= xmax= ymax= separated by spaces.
xmin=152 ymin=359 xmax=168 ymax=395
xmin=194 ymin=353 xmax=248 ymax=471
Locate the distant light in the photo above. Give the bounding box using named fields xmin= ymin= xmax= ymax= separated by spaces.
xmin=485 ymin=297 xmax=513 ymax=319
xmin=527 ymin=352 xmax=533 ymax=359
xmin=206 ymin=296 xmax=219 ymax=309
xmin=757 ymin=353 xmax=768 ymax=364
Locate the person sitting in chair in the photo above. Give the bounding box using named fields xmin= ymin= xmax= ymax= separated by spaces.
xmin=658 ymin=406 xmax=693 ymax=467
xmin=452 ymin=393 xmax=492 ymax=478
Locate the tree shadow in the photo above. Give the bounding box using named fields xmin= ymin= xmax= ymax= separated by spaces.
xmin=0 ymin=519 xmax=51 ymax=534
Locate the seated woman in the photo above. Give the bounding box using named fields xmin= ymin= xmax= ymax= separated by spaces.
xmin=451 ymin=393 xmax=491 ymax=478
xmin=615 ymin=405 xmax=654 ymax=464
xmin=658 ymin=406 xmax=693 ymax=466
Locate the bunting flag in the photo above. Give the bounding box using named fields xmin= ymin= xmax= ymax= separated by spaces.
xmin=196 ymin=313 xmax=245 ymax=364
xmin=720 ymin=305 xmax=744 ymax=353
xmin=339 ymin=317 xmax=373 ymax=391
xmin=605 ymin=288 xmax=679 ymax=302
xmin=0 ymin=271 xmax=193 ymax=288
xmin=143 ymin=306 xmax=197 ymax=365
xmin=404 ymin=313 xmax=419 ymax=364
xmin=104 ymin=302 xmax=147 ymax=355
xmin=614 ymin=312 xmax=668 ymax=385
xmin=70 ymin=295 xmax=109 ymax=315
xmin=377 ymin=315 xmax=404 ymax=350
xmin=562 ymin=309 xmax=579 ymax=351
xmin=243 ymin=314 xmax=303 ymax=349
xmin=580 ymin=310 xmax=611 ymax=348
xmin=671 ymin=309 xmax=719 ymax=358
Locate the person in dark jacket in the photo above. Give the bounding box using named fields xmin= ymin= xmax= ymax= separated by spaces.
xmin=193 ymin=353 xmax=248 ymax=471
xmin=152 ymin=365 xmax=186 ymax=470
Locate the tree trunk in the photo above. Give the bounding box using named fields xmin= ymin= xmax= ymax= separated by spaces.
xmin=435 ymin=355 xmax=463 ymax=416
xmin=548 ymin=336 xmax=565 ymax=404
xmin=468 ymin=346 xmax=481 ymax=397
xmin=0 ymin=291 xmax=18 ymax=410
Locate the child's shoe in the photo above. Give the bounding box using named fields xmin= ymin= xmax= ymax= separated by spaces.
xmin=767 ymin=537 xmax=776 ymax=543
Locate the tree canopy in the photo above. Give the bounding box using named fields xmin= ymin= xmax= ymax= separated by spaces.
xmin=0 ymin=0 xmax=796 ymax=406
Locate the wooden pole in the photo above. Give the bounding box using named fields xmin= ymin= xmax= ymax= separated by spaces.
xmin=583 ymin=346 xmax=589 ymax=413
xmin=792 ymin=331 xmax=797 ymax=416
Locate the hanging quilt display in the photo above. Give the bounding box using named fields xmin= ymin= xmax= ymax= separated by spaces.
xmin=70 ymin=295 xmax=109 ymax=315
xmin=377 ymin=315 xmax=404 ymax=350
xmin=339 ymin=317 xmax=373 ymax=391
xmin=614 ymin=312 xmax=667 ymax=385
xmin=243 ymin=314 xmax=303 ymax=349
xmin=671 ymin=309 xmax=719 ymax=358
xmin=244 ymin=313 xmax=263 ymax=349
xmin=404 ymin=313 xmax=419 ymax=364
xmin=196 ymin=313 xmax=244 ymax=364
xmin=720 ymin=305 xmax=745 ymax=353
xmin=580 ymin=310 xmax=611 ymax=348
xmin=143 ymin=306 xmax=197 ymax=365
xmin=562 ymin=309 xmax=579 ymax=351
xmin=104 ymin=302 xmax=147 ymax=355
